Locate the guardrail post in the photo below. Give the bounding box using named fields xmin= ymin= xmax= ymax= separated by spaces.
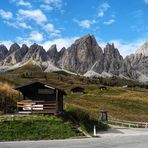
xmin=145 ymin=123 xmax=148 ymax=128
xmin=129 ymin=124 xmax=131 ymax=128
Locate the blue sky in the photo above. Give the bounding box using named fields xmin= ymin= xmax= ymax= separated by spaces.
xmin=0 ymin=0 xmax=148 ymax=57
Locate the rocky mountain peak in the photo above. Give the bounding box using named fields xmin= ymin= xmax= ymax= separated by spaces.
xmin=0 ymin=45 xmax=8 ymax=61
xmin=59 ymin=47 xmax=66 ymax=56
xmin=24 ymin=43 xmax=47 ymax=62
xmin=47 ymin=44 xmax=57 ymax=52
xmin=59 ymin=34 xmax=103 ymax=73
xmin=75 ymin=34 xmax=98 ymax=47
xmin=103 ymin=43 xmax=123 ymax=75
xmin=2 ymin=43 xmax=29 ymax=66
xmin=0 ymin=34 xmax=148 ymax=83
xmin=47 ymin=44 xmax=58 ymax=64
xmin=29 ymin=43 xmax=38 ymax=49
xmin=8 ymin=43 xmax=20 ymax=54
xmin=20 ymin=44 xmax=29 ymax=56
xmin=105 ymin=43 xmax=114 ymax=49
xmin=1 ymin=43 xmax=21 ymax=65
xmin=104 ymin=43 xmax=122 ymax=59
xmin=136 ymin=42 xmax=148 ymax=57
xmin=22 ymin=44 xmax=28 ymax=49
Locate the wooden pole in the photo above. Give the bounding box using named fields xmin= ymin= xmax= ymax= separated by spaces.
xmin=56 ymin=89 xmax=59 ymax=115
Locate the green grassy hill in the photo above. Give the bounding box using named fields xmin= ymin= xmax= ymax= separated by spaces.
xmin=0 ymin=63 xmax=148 ymax=122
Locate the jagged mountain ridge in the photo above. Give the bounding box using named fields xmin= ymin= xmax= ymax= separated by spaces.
xmin=0 ymin=34 xmax=148 ymax=83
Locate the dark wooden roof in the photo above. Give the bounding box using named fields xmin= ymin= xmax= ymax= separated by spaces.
xmin=14 ymin=81 xmax=66 ymax=95
xmin=71 ymin=86 xmax=85 ymax=92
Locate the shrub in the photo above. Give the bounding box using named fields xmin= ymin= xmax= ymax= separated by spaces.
xmin=0 ymin=82 xmax=19 ymax=113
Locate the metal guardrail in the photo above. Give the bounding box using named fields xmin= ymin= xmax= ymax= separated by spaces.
xmin=108 ymin=119 xmax=148 ymax=128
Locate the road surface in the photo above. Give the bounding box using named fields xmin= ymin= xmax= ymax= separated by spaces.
xmin=0 ymin=128 xmax=148 ymax=148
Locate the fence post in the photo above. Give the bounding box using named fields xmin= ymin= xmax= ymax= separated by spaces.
xmin=145 ymin=123 xmax=148 ymax=128
xmin=137 ymin=123 xmax=138 ymax=128
xmin=129 ymin=124 xmax=131 ymax=128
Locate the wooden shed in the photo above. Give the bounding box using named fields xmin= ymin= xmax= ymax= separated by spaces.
xmin=99 ymin=85 xmax=108 ymax=90
xmin=71 ymin=86 xmax=85 ymax=94
xmin=15 ymin=81 xmax=66 ymax=115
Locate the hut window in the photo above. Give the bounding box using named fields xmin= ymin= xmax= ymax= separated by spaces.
xmin=38 ymin=89 xmax=54 ymax=94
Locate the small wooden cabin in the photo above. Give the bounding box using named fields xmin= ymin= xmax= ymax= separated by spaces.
xmin=71 ymin=87 xmax=85 ymax=94
xmin=99 ymin=85 xmax=108 ymax=90
xmin=15 ymin=82 xmax=66 ymax=115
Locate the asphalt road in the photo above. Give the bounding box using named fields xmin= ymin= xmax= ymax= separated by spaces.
xmin=0 ymin=135 xmax=148 ymax=148
xmin=1 ymin=128 xmax=148 ymax=148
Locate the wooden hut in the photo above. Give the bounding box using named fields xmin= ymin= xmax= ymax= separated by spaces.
xmin=99 ymin=85 xmax=108 ymax=90
xmin=15 ymin=81 xmax=66 ymax=115
xmin=71 ymin=86 xmax=85 ymax=94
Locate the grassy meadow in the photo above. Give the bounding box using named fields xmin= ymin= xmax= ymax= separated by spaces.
xmin=0 ymin=62 xmax=148 ymax=140
xmin=0 ymin=62 xmax=148 ymax=122
xmin=0 ymin=115 xmax=80 ymax=141
xmin=65 ymin=87 xmax=148 ymax=122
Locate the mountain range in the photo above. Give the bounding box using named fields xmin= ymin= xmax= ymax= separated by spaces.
xmin=0 ymin=34 xmax=148 ymax=83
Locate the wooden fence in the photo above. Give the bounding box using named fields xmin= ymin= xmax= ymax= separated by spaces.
xmin=108 ymin=119 xmax=148 ymax=128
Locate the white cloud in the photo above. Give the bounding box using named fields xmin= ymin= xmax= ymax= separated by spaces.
xmin=144 ymin=0 xmax=148 ymax=4
xmin=29 ymin=31 xmax=43 ymax=42
xmin=45 ymin=0 xmax=61 ymax=4
xmin=98 ymin=2 xmax=110 ymax=17
xmin=44 ymin=23 xmax=60 ymax=35
xmin=16 ymin=37 xmax=31 ymax=46
xmin=98 ymin=11 xmax=104 ymax=17
xmin=43 ymin=0 xmax=63 ymax=11
xmin=0 ymin=9 xmax=13 ymax=20
xmin=16 ymin=31 xmax=44 ymax=43
xmin=42 ymin=37 xmax=79 ymax=51
xmin=100 ymin=2 xmax=110 ymax=10
xmin=5 ymin=20 xmax=32 ymax=29
xmin=74 ymin=19 xmax=96 ymax=29
xmin=44 ymin=23 xmax=61 ymax=37
xmin=40 ymin=4 xmax=53 ymax=11
xmin=18 ymin=9 xmax=47 ymax=24
xmin=17 ymin=0 xmax=32 ymax=8
xmin=19 ymin=22 xmax=32 ymax=29
xmin=5 ymin=21 xmax=17 ymax=28
xmin=44 ymin=0 xmax=62 ymax=6
xmin=103 ymin=19 xmax=115 ymax=25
